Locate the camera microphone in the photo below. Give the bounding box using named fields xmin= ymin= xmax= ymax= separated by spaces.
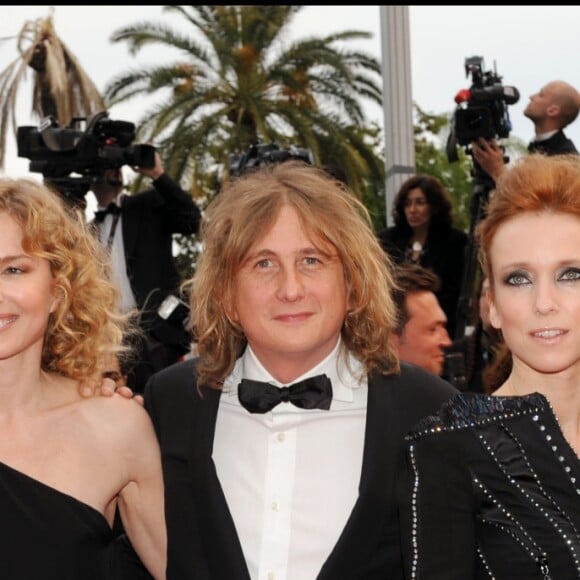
xmin=454 ymin=89 xmax=472 ymax=105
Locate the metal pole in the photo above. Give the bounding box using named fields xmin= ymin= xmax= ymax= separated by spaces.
xmin=380 ymin=6 xmax=415 ymax=227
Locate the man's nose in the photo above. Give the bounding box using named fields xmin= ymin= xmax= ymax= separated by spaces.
xmin=276 ymin=265 xmax=306 ymax=301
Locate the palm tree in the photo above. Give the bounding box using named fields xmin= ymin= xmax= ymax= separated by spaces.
xmin=104 ymin=5 xmax=385 ymax=202
xmin=0 ymin=9 xmax=104 ymax=170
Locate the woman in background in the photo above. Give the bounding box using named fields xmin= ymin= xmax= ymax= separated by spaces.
xmin=0 ymin=178 xmax=166 ymax=579
xmin=378 ymin=174 xmax=468 ymax=336
xmin=405 ymin=154 xmax=580 ymax=579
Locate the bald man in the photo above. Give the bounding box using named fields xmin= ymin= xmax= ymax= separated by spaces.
xmin=472 ymin=79 xmax=579 ymax=181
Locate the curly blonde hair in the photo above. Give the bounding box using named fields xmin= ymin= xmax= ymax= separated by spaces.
xmin=0 ymin=178 xmax=131 ymax=382
xmin=187 ymin=161 xmax=400 ymax=389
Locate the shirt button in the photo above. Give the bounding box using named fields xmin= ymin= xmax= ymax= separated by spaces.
xmin=277 ymin=432 xmax=285 ymax=442
xmin=267 ymin=573 xmax=275 ymax=580
xmin=271 ymin=501 xmax=278 ymax=511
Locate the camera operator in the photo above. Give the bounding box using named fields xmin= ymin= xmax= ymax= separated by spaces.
xmin=91 ymin=150 xmax=201 ymax=393
xmin=472 ymin=80 xmax=580 ymax=181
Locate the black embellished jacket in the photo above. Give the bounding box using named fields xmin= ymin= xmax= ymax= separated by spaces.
xmin=405 ymin=393 xmax=580 ymax=580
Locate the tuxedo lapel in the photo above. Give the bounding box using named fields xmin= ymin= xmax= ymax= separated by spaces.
xmin=318 ymin=371 xmax=403 ymax=579
xmin=188 ymin=387 xmax=251 ymax=580
xmin=119 ymin=195 xmax=140 ymax=260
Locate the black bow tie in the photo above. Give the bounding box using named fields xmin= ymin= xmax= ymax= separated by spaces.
xmin=237 ymin=374 xmax=332 ymax=414
xmin=94 ymin=202 xmax=122 ymax=223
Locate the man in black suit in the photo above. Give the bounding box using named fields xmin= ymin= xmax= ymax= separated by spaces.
xmin=472 ymin=79 xmax=579 ymax=181
xmin=144 ymin=161 xmax=457 ymax=579
xmin=91 ymin=151 xmax=201 ymax=392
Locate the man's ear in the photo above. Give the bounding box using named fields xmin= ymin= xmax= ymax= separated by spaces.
xmin=106 ymin=168 xmax=123 ymax=187
xmin=226 ymin=306 xmax=239 ymax=324
xmin=546 ymin=103 xmax=560 ymax=119
xmin=223 ymin=292 xmax=239 ymax=325
xmin=391 ymin=332 xmax=402 ymax=349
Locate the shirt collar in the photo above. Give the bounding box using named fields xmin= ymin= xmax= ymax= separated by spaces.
xmin=532 ymin=130 xmax=558 ymax=143
xmin=223 ymin=338 xmax=365 ymax=403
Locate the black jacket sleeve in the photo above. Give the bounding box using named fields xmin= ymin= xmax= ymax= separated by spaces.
xmin=149 ymin=172 xmax=202 ymax=235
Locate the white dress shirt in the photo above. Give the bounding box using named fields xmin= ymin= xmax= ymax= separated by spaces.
xmin=96 ymin=193 xmax=137 ymax=313
xmin=213 ymin=339 xmax=368 ymax=580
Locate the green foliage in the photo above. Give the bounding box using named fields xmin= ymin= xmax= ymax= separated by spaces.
xmin=413 ymin=104 xmax=473 ymax=231
xmin=173 ymin=232 xmax=201 ymax=282
xmin=105 ymin=5 xmax=385 ymax=207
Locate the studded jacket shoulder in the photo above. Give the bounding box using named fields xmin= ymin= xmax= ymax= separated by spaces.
xmin=405 ymin=392 xmax=580 ymax=579
xmin=407 ymin=392 xmax=549 ymax=440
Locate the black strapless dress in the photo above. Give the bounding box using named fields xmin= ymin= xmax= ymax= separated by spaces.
xmin=0 ymin=461 xmax=151 ymax=579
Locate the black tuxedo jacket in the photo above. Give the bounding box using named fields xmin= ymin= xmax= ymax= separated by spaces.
xmin=144 ymin=358 xmax=458 ymax=580
xmin=528 ymin=129 xmax=578 ymax=155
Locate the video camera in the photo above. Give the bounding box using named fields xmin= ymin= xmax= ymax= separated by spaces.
xmin=229 ymin=142 xmax=313 ymax=177
xmin=447 ymin=56 xmax=519 ymax=162
xmin=17 ymin=111 xmax=156 ymax=204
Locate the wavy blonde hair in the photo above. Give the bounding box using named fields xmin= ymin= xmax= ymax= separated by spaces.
xmin=188 ymin=161 xmax=400 ymax=389
xmin=0 ymin=178 xmax=130 ymax=382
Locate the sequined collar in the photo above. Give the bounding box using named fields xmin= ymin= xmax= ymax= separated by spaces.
xmin=408 ymin=392 xmax=549 ymax=437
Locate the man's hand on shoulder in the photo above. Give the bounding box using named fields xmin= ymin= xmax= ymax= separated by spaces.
xmin=79 ymin=376 xmax=144 ymax=406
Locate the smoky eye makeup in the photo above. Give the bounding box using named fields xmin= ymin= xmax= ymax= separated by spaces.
xmin=558 ymin=267 xmax=580 ymax=281
xmin=503 ymin=269 xmax=530 ymax=287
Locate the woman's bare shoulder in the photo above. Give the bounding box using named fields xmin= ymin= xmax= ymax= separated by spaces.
xmin=75 ymin=393 xmax=154 ymax=440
